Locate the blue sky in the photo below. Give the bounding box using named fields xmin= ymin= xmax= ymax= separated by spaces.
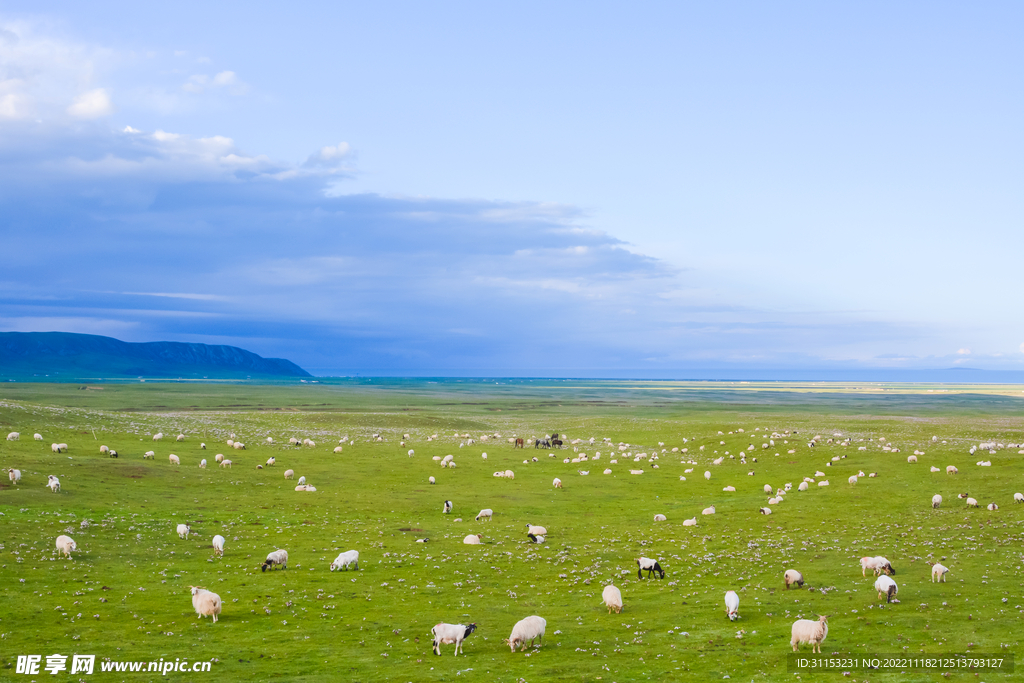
xmin=1 ymin=2 xmax=1023 ymax=375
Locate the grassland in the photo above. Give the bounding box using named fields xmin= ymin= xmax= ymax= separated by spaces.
xmin=1 ymin=380 xmax=1023 ymax=682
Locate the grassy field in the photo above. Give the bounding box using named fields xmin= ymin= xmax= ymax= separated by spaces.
xmin=1 ymin=380 xmax=1023 ymax=682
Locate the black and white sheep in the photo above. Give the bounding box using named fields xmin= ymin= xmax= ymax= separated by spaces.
xmin=431 ymin=622 xmax=477 ymax=656
xmin=262 ymin=549 xmax=288 ymax=572
xmin=637 ymin=557 xmax=665 ymax=579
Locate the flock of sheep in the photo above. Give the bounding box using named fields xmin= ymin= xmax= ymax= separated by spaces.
xmin=3 ymin=423 xmax=1020 ymax=661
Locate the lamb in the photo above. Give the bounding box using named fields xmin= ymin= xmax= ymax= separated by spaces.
xmin=1016 ymin=492 xmax=1024 ymax=503
xmin=199 ymin=458 xmax=207 ymax=469
xmin=168 ymin=454 xmax=180 ymax=465
xmin=298 ymin=476 xmax=306 ymax=485
xmin=334 ymin=446 xmax=343 ymax=454
xmin=874 ymin=575 xmax=898 ymax=602
xmin=763 ymin=484 xmax=773 ymax=494
xmin=784 ymin=569 xmax=804 ymax=588
xmin=527 ymin=533 xmax=545 ymax=543
xmin=725 ymin=590 xmax=739 ymax=620
xmin=443 ymin=500 xmax=453 ymax=514
xmin=987 ymin=502 xmax=999 ymax=511
xmin=504 ymin=469 xmax=515 ymax=479
xmin=212 ymin=535 xmax=225 ymax=557
xmin=153 ymin=432 xmax=163 ymax=441
xmin=526 ymin=524 xmax=547 ymax=536
xmin=215 ymin=453 xmax=224 ymax=463
xmin=233 ymin=442 xmax=246 ymax=450
xmin=330 ymin=550 xmax=359 ymax=571
xmin=946 ymin=465 xmax=958 ymax=474
xmin=220 ymin=459 xmax=232 ymax=468
xmin=47 ymin=475 xmax=60 ymax=493
xmin=965 ymin=497 xmax=979 ymax=508
xmin=636 ymin=557 xmax=665 ymax=579
xmin=262 ymin=549 xmax=288 ymax=571
xmin=790 ymin=615 xmax=828 ymax=652
xmin=284 ymin=469 xmax=294 ymax=479
xmin=817 ymin=480 xmax=829 ymax=487
xmin=176 ymin=434 xmax=186 ymax=442
xmin=144 ymin=450 xmax=155 ymax=459
xmin=463 ymin=534 xmax=483 ymax=545
xmin=432 ymin=622 xmax=478 ymax=656
xmin=930 ymin=466 xmax=940 ymax=472
xmin=428 ymin=476 xmax=435 ymax=484
xmin=266 ymin=457 xmax=276 ymax=467
xmin=932 ymin=494 xmax=942 ymax=509
xmin=907 ymin=455 xmax=917 ymax=463
xmin=860 ymin=556 xmax=894 ymax=576
xmin=930 ymin=562 xmax=949 ymax=582
xmin=190 ymin=586 xmax=222 ymax=623
xmin=602 ymin=585 xmax=623 ymax=613
xmin=682 ymin=517 xmax=697 ymax=526
xmin=55 ymin=534 xmax=77 ymax=558
xmin=507 ymin=615 xmax=546 ymax=652
xmin=294 ymin=484 xmax=317 ymax=491
xmin=798 ymin=482 xmax=809 ymax=491
xmin=552 ymin=477 xmax=562 ymax=488
xmin=704 ymin=471 xmax=711 ymax=480
xmin=653 ymin=513 xmax=667 ymax=521
xmin=33 ymin=433 xmax=42 ymax=440
xmin=702 ymin=505 xmax=716 ymax=515
xmin=848 ymin=475 xmax=858 ymax=485
xmin=100 ymin=445 xmax=109 ymax=454
xmin=723 ymin=486 xmax=736 ymax=492
xmin=177 ymin=523 xmax=191 ymax=539
xmin=200 ymin=442 xmax=206 ymax=449
xmin=759 ymin=507 xmax=772 ymax=515
xmin=8 ymin=468 xmax=20 ymax=484
xmin=474 ymin=509 xmax=493 ymax=522
xmin=50 ymin=443 xmax=63 ymax=453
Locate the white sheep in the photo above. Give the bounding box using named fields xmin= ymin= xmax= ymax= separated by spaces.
xmin=682 ymin=517 xmax=697 ymax=526
xmin=875 ymin=575 xmax=898 ymax=602
xmin=784 ymin=569 xmax=804 ymax=589
xmin=190 ymin=586 xmax=222 ymax=623
xmin=526 ymin=524 xmax=547 ymax=536
xmin=790 ymin=615 xmax=828 ymax=652
xmin=759 ymin=507 xmax=772 ymax=515
xmin=153 ymin=432 xmax=164 ymax=441
xmin=932 ymin=494 xmax=942 ymax=509
xmin=702 ymin=505 xmax=715 ymax=515
xmin=987 ymin=502 xmax=999 ymax=511
xmin=653 ymin=513 xmax=667 ymax=522
xmin=330 ymin=550 xmax=359 ymax=571
xmin=176 ymin=523 xmax=191 ymax=539
xmin=860 ymin=556 xmax=894 ymax=576
xmin=946 ymin=465 xmax=958 ymax=474
xmin=930 ymin=466 xmax=940 ymax=472
xmin=817 ymin=480 xmax=829 ymax=487
xmin=47 ymin=475 xmax=60 ymax=493
xmin=602 ymin=584 xmax=623 ymax=613
xmin=33 ymin=433 xmax=42 ymax=441
xmin=176 ymin=434 xmax=186 ymax=442
xmin=629 ymin=469 xmax=644 ymax=475
xmin=428 ymin=476 xmax=435 ymax=484
xmin=220 ymin=459 xmax=232 ymax=468
xmin=1015 ymin=492 xmax=1024 ymax=503
xmin=144 ymin=450 xmax=155 ymax=459
xmin=798 ymin=482 xmax=809 ymax=491
xmin=504 ymin=470 xmax=515 ymax=479
xmin=293 ymin=484 xmax=316 ymax=491
xmin=284 ymin=469 xmax=294 ymax=479
xmin=966 ymin=497 xmax=979 ymax=508
xmin=704 ymin=471 xmax=711 ymax=481
xmin=763 ymin=484 xmax=773 ymax=494
xmin=848 ymin=475 xmax=858 ymax=485
xmin=215 ymin=453 xmax=224 ymax=463
xmin=507 ymin=615 xmax=546 ymax=652
xmin=169 ymin=454 xmax=180 ymax=465
xmin=931 ymin=562 xmax=949 ymax=582
xmin=262 ymin=549 xmax=288 ymax=571
xmin=723 ymin=486 xmax=736 ymax=492
xmin=527 ymin=533 xmax=545 ymax=543
xmin=334 ymin=446 xmax=343 ymax=454
xmin=233 ymin=442 xmax=245 ymax=450
xmin=201 ymin=442 xmax=206 ymax=449
xmin=212 ymin=535 xmax=225 ymax=556
xmin=475 ymin=509 xmax=493 ymax=522
xmin=552 ymin=478 xmax=562 ymax=488
xmin=431 ymin=622 xmax=477 ymax=657
xmin=443 ymin=500 xmax=453 ymax=514
xmin=266 ymin=457 xmax=276 ymax=467
xmin=298 ymin=476 xmax=306 ymax=485
xmin=99 ymin=445 xmax=109 ymax=454
xmin=725 ymin=590 xmax=739 ymax=621
xmin=463 ymin=534 xmax=483 ymax=545
xmin=8 ymin=468 xmax=21 ymax=484
xmin=907 ymin=455 xmax=917 ymax=463
xmin=55 ymin=534 xmax=76 ymax=558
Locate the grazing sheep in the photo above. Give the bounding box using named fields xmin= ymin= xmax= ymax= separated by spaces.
xmin=784 ymin=569 xmax=804 ymax=589
xmin=330 ymin=550 xmax=359 ymax=571
xmin=298 ymin=476 xmax=306 ymax=485
xmin=653 ymin=513 xmax=667 ymax=522
xmin=190 ymin=586 xmax=222 ymax=623
xmin=704 ymin=471 xmax=711 ymax=481
xmin=262 ymin=549 xmax=288 ymax=571
xmin=266 ymin=457 xmax=276 ymax=467
xmin=33 ymin=433 xmax=42 ymax=441
xmin=763 ymin=484 xmax=773 ymax=494
xmin=475 ymin=509 xmax=493 ymax=522
xmin=214 ymin=453 xmax=224 ymax=463
xmin=212 ymin=535 xmax=225 ymax=556
xmin=47 ymin=475 xmax=60 ymax=493
xmin=725 ymin=590 xmax=739 ymax=621
xmin=176 ymin=523 xmax=191 ymax=539
xmin=946 ymin=465 xmax=958 ymax=474
xmin=988 ymin=502 xmax=999 ymax=511
xmin=432 ymin=622 xmax=477 ymax=656
xmin=759 ymin=507 xmax=772 ymax=515
xmin=428 ymin=476 xmax=435 ymax=484
xmin=798 ymin=482 xmax=809 ymax=491
xmin=966 ymin=497 xmax=979 ymax=508
xmin=99 ymin=445 xmax=109 ymax=454
xmin=200 ymin=442 xmax=206 ymax=449
xmin=848 ymin=475 xmax=858 ymax=485
xmin=463 ymin=534 xmax=483 ymax=545
xmin=637 ymin=557 xmax=665 ymax=579
xmin=1015 ymin=492 xmax=1024 ymax=503
xmin=504 ymin=469 xmax=515 ymax=479
xmin=176 ymin=434 xmax=186 ymax=442
xmin=143 ymin=450 xmax=155 ymax=459
xmin=55 ymin=534 xmax=76 ymax=558
xmin=233 ymin=442 xmax=246 ymax=450
xmin=333 ymin=446 xmax=343 ymax=454
xmin=875 ymin=575 xmax=898 ymax=602
xmin=602 ymin=585 xmax=623 ymax=613
xmin=168 ymin=454 xmax=180 ymax=465
xmin=931 ymin=563 xmax=949 ymax=582
xmin=552 ymin=477 xmax=562 ymax=488
xmin=907 ymin=455 xmax=917 ymax=463
xmin=199 ymin=458 xmax=207 ymax=469
xmin=284 ymin=469 xmax=294 ymax=480
xmin=443 ymin=500 xmax=453 ymax=514
xmin=860 ymin=556 xmax=894 ymax=576
xmin=153 ymin=433 xmax=163 ymax=441
xmin=790 ymin=615 xmax=828 ymax=653
xmin=932 ymin=494 xmax=942 ymax=509
xmin=220 ymin=459 xmax=232 ymax=468
xmin=8 ymin=468 xmax=21 ymax=484
xmin=682 ymin=517 xmax=697 ymax=526
xmin=507 ymin=615 xmax=546 ymax=652
xmin=526 ymin=524 xmax=547 ymax=536
xmin=702 ymin=505 xmax=715 ymax=515
xmin=930 ymin=466 xmax=940 ymax=472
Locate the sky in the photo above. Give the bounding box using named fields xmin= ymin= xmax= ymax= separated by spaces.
xmin=1 ymin=2 xmax=1023 ymax=376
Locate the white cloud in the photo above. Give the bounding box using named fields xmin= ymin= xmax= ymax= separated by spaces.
xmin=212 ymin=70 xmax=236 ymax=86
xmin=67 ymin=87 xmax=113 ymax=118
xmin=957 ymin=347 xmax=971 ymax=355
xmin=182 ymin=70 xmax=246 ymax=95
xmin=304 ymin=142 xmax=351 ymax=167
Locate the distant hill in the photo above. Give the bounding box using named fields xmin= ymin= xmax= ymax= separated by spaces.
xmin=0 ymin=332 xmax=311 ymax=380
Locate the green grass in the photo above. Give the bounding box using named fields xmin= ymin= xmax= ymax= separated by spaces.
xmin=1 ymin=381 xmax=1022 ymax=682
